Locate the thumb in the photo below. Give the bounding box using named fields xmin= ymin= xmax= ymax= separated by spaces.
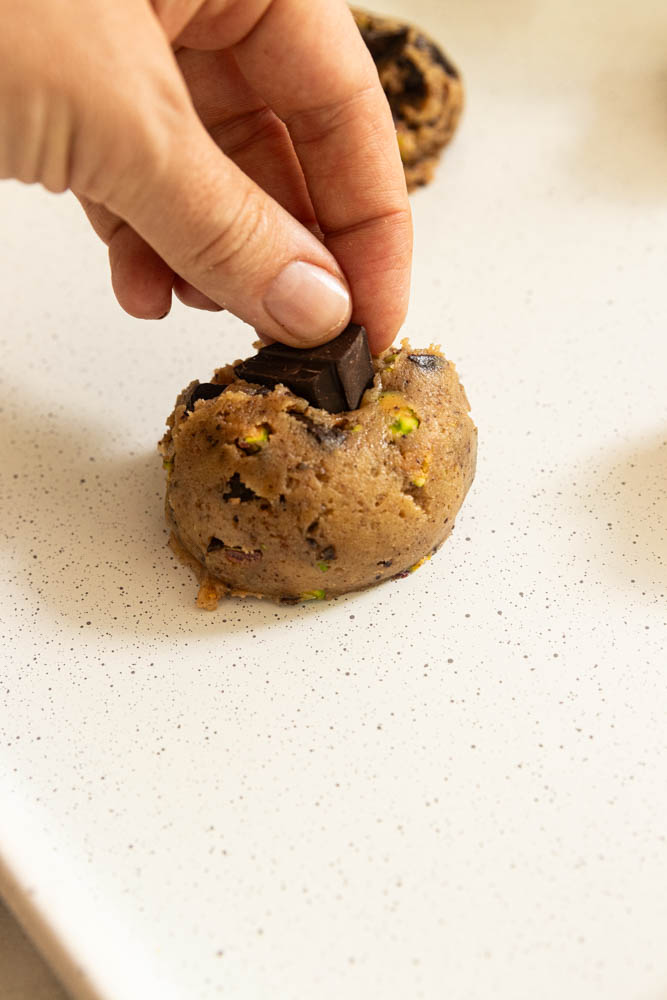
xmin=105 ymin=119 xmax=352 ymax=347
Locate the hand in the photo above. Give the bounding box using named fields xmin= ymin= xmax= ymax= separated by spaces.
xmin=0 ymin=0 xmax=412 ymax=351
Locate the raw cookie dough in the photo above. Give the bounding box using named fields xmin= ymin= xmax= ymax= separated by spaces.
xmin=159 ymin=341 xmax=476 ymax=608
xmin=353 ymin=8 xmax=463 ymax=190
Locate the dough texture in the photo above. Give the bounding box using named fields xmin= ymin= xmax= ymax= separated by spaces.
xmin=353 ymin=8 xmax=464 ymax=190
xmin=159 ymin=341 xmax=476 ymax=608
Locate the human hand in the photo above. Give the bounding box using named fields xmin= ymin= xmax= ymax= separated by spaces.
xmin=0 ymin=0 xmax=412 ymax=351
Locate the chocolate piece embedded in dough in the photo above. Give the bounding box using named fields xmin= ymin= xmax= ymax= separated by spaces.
xmin=234 ymin=323 xmax=374 ymax=413
xmin=159 ymin=337 xmax=477 ymax=606
xmin=407 ymin=353 xmax=446 ymax=371
xmin=185 ymin=382 xmax=227 ymax=411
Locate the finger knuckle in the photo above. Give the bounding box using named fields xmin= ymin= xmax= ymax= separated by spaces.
xmin=186 ymin=185 xmax=268 ymax=277
xmin=210 ymin=107 xmax=286 ymax=160
xmin=285 ymin=86 xmax=378 ymax=147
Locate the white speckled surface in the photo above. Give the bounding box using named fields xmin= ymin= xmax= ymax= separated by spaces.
xmin=1 ymin=0 xmax=666 ymax=998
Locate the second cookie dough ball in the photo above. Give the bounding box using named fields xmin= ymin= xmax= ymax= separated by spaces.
xmin=353 ymin=8 xmax=464 ymax=190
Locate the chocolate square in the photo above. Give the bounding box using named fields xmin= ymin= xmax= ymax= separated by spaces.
xmin=234 ymin=323 xmax=374 ymax=413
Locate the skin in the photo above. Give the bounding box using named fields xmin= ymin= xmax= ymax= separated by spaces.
xmin=0 ymin=0 xmax=412 ymax=352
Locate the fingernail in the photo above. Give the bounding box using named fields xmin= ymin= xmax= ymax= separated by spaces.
xmin=263 ymin=261 xmax=351 ymax=342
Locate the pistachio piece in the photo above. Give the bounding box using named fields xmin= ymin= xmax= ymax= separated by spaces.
xmin=237 ymin=423 xmax=271 ymax=454
xmin=301 ymin=589 xmax=326 ymax=601
xmin=411 ymin=455 xmax=431 ymax=487
xmin=390 ymin=410 xmax=420 ymax=436
xmin=379 ymin=392 xmax=421 ymax=437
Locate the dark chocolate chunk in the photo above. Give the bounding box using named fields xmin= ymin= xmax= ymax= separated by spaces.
xmin=319 ymin=545 xmax=336 ymax=562
xmin=234 ymin=323 xmax=374 ymax=413
xmin=413 ymin=33 xmax=459 ymax=78
xmin=289 ymin=411 xmax=347 ymax=449
xmin=238 ymin=384 xmax=271 ymax=396
xmin=408 ymin=353 xmax=445 ymax=371
xmin=397 ymin=56 xmax=427 ymax=101
xmin=186 ymin=382 xmax=227 ymax=411
xmin=377 ymin=558 xmax=394 ymax=567
xmin=207 ymin=536 xmax=262 ymax=562
xmin=239 ymin=356 xmax=342 ymax=410
xmin=222 ymin=473 xmax=258 ymax=502
xmin=224 ymin=548 xmax=262 ymax=564
xmin=360 ymin=24 xmax=409 ymax=62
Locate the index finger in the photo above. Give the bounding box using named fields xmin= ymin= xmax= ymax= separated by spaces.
xmin=233 ymin=0 xmax=412 ymax=353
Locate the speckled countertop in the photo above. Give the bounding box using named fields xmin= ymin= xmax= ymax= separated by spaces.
xmin=1 ymin=0 xmax=666 ymax=998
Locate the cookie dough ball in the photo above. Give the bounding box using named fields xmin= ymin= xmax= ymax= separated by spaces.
xmin=159 ymin=341 xmax=476 ymax=607
xmin=353 ymin=8 xmax=463 ymax=190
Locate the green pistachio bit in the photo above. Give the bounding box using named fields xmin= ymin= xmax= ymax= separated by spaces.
xmin=351 ymin=424 xmax=362 ymax=433
xmin=383 ymin=354 xmax=398 ymax=370
xmin=244 ymin=426 xmax=269 ymax=446
xmin=162 ymin=457 xmax=174 ymax=473
xmin=301 ymin=589 xmax=326 ymax=601
xmin=238 ymin=424 xmax=270 ymax=454
xmin=317 ymin=561 xmax=330 ymax=573
xmin=411 ymin=475 xmax=426 ymax=488
xmin=390 ymin=409 xmax=420 ymax=436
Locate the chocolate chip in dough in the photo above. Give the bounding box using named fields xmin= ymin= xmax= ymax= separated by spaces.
xmin=186 ymin=382 xmax=227 ymax=411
